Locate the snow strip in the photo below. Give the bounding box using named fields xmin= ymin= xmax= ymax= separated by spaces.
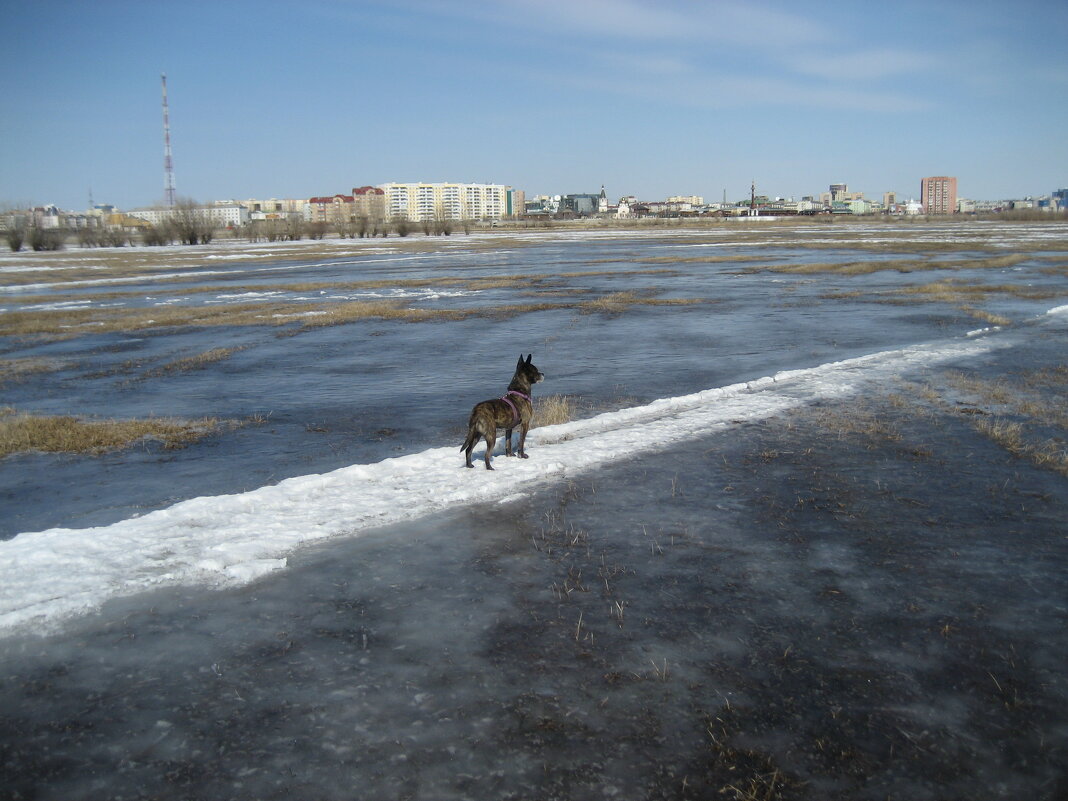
xmin=0 ymin=334 xmax=1009 ymax=638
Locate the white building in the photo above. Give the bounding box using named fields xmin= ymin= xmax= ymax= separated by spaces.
xmin=128 ymin=204 xmax=249 ymax=228
xmin=379 ymin=182 xmax=511 ymax=222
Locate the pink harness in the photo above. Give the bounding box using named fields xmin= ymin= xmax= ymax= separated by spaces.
xmin=500 ymin=390 xmax=531 ymax=427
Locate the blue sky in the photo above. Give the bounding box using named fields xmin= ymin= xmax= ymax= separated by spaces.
xmin=1 ymin=0 xmax=1065 ymax=210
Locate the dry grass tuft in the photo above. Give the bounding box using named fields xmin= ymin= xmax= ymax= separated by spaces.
xmin=974 ymin=417 xmax=1026 ymax=453
xmin=579 ymin=291 xmax=702 ymax=315
xmin=145 ymin=347 xmax=244 ymax=377
xmin=0 ymin=408 xmax=226 ymax=457
xmin=811 ymin=406 xmax=903 ymax=443
xmin=580 ymin=291 xmax=643 ymax=314
xmin=532 ymin=395 xmax=576 ymax=428
xmin=960 ymin=306 xmax=1012 ymax=326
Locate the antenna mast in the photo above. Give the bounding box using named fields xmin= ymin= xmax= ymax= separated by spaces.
xmin=161 ymin=74 xmax=177 ymax=207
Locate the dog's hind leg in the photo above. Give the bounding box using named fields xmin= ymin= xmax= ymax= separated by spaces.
xmin=483 ymin=430 xmax=496 ymax=470
xmin=504 ymin=427 xmax=514 ymax=456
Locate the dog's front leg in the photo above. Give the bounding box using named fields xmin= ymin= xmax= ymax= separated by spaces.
xmin=517 ymin=423 xmax=529 ymax=458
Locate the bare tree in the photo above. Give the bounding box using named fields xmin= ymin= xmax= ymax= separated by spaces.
xmin=4 ymin=226 xmax=25 ymax=252
xmin=29 ymin=226 xmax=65 ymax=251
xmin=100 ymin=228 xmax=129 ymax=247
xmin=141 ymin=224 xmax=174 ymax=246
xmin=77 ymin=227 xmax=100 ymax=247
xmin=335 ymin=214 xmax=357 ymax=239
xmin=391 ymin=216 xmax=411 ymax=237
xmin=432 ymin=206 xmax=453 ymax=236
xmin=169 ymin=199 xmax=216 ymax=245
xmin=285 ymin=216 xmax=305 ymax=241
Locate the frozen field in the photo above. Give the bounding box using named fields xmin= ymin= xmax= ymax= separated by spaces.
xmin=1 ymin=221 xmax=1067 ymax=799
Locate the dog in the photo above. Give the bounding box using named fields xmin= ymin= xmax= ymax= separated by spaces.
xmin=462 ymin=354 xmax=544 ymax=469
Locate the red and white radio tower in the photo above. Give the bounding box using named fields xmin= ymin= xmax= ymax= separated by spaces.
xmin=161 ymin=74 xmax=177 ymax=207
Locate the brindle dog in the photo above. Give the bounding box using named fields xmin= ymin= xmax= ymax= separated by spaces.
xmin=462 ymin=354 xmax=544 ymax=469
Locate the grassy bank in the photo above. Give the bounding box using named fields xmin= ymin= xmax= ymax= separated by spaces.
xmin=0 ymin=408 xmax=230 ymax=457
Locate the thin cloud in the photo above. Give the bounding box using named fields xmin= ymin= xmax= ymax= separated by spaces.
xmin=571 ymin=68 xmax=932 ymax=113
xmin=791 ymin=48 xmax=944 ymax=82
xmin=409 ymin=0 xmax=829 ymax=49
xmin=404 ymin=0 xmax=930 ymax=112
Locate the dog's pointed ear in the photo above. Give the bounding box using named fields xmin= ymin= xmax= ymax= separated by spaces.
xmin=516 ymin=355 xmax=524 ymax=370
xmin=526 ymin=353 xmax=532 ymax=364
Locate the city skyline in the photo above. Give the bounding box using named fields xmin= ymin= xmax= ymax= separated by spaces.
xmin=1 ymin=1 xmax=1066 ymax=211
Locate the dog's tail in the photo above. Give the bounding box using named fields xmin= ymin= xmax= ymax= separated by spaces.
xmin=460 ymin=430 xmax=477 ymax=452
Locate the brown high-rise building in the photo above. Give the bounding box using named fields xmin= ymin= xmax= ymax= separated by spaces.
xmin=921 ymin=176 xmax=958 ymax=215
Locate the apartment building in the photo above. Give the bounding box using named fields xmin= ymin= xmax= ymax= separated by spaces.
xmin=230 ymin=198 xmax=306 ymax=218
xmin=128 ymin=204 xmax=249 ymax=228
xmin=304 ymin=187 xmax=387 ymax=223
xmin=921 ymin=176 xmax=958 ymax=215
xmin=379 ymin=182 xmax=511 ymax=222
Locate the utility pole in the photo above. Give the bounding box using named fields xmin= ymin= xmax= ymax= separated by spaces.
xmin=161 ymin=74 xmax=177 ymax=207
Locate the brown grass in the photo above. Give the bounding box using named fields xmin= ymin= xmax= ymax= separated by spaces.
xmin=580 ymin=291 xmax=643 ymax=314
xmin=744 ymin=253 xmax=1034 ymax=277
xmin=810 ymin=406 xmax=903 ymax=443
xmin=642 ymin=254 xmax=770 ymax=265
xmin=946 ymin=370 xmax=1068 ymax=474
xmin=0 ymin=357 xmax=70 ymax=386
xmin=0 ymin=267 xmax=684 ymax=304
xmin=899 ymin=280 xmax=1055 ymax=303
xmin=579 ymin=291 xmax=702 ymax=315
xmin=2 ymin=288 xmax=707 ymax=338
xmin=144 ymin=347 xmax=245 ymax=377
xmin=0 ymin=407 xmax=226 ymax=457
xmin=959 ymin=306 xmax=1012 ymax=326
xmin=532 ymin=395 xmax=575 ymax=428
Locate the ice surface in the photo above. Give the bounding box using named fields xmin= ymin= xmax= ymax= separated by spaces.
xmin=0 ymin=330 xmax=1011 ymax=637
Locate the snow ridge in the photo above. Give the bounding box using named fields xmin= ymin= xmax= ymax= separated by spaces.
xmin=0 ymin=333 xmax=1008 ymax=638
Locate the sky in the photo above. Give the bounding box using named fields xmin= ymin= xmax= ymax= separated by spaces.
xmin=1 ymin=0 xmax=1065 ymax=210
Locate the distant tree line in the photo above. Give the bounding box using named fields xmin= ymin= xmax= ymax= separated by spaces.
xmin=4 ymin=202 xmax=487 ymax=252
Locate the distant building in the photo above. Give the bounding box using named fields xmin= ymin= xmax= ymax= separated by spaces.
xmin=920 ymin=176 xmax=958 ymax=215
xmin=819 ymin=184 xmax=863 ymax=208
xmin=303 ymin=187 xmax=387 ymax=224
xmin=305 ymin=194 xmax=355 ymax=224
xmin=128 ymin=204 xmax=249 ymax=228
xmin=230 ymin=198 xmax=305 ymax=217
xmin=506 ymin=188 xmax=525 ymax=218
xmin=379 ymin=182 xmax=510 ymax=222
xmin=558 ymin=193 xmax=601 ymax=216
